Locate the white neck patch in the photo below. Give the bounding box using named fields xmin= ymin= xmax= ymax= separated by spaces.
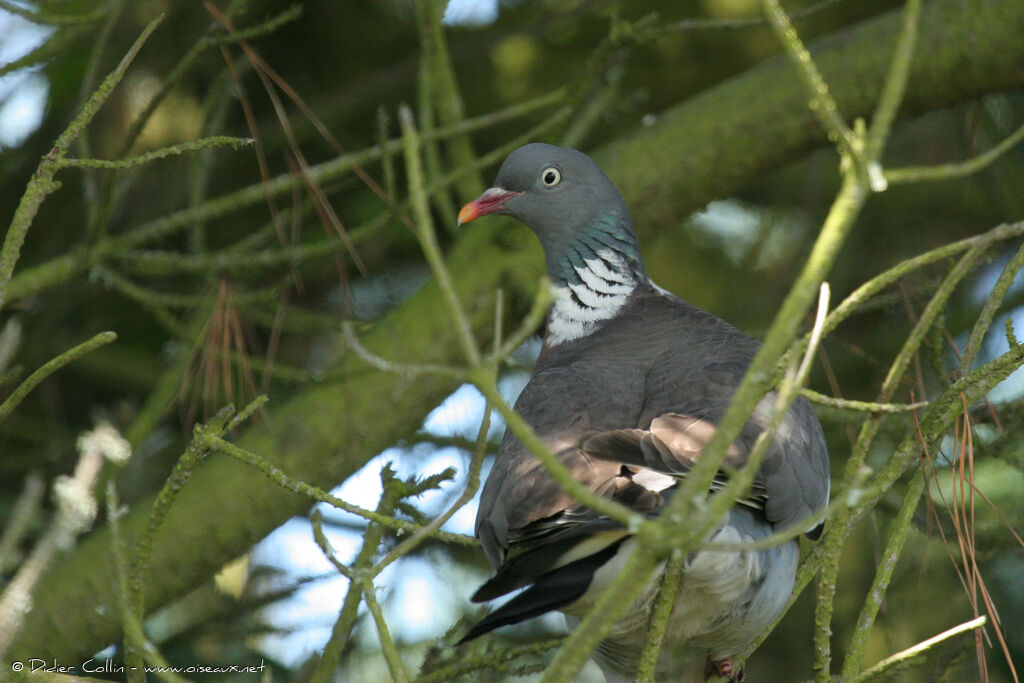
xmin=546 ymin=249 xmax=638 ymax=345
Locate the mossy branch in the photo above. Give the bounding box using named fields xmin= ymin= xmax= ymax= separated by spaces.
xmin=127 ymin=403 xmax=250 ymax=624
xmin=413 ymin=0 xmax=483 ymax=202
xmin=812 ymin=221 xmax=1024 ymax=346
xmin=751 ymin=334 xmax=1024 ymax=668
xmin=400 ymin=104 xmax=480 ymax=366
xmin=374 ymin=385 xmax=494 ymax=576
xmin=205 ymin=430 xmax=474 ymax=546
xmin=106 ymin=485 xmax=187 ymax=683
xmin=849 ymin=616 xmax=987 ymax=683
xmin=542 ymin=545 xmax=659 ymax=683
xmin=961 ymin=240 xmax=1024 ymax=372
xmin=3 ymin=92 xmax=567 ymax=304
xmin=801 ymin=389 xmax=928 ymax=413
xmin=114 ymin=4 xmax=290 ymax=158
xmin=0 ymin=331 xmax=117 ymax=423
xmin=886 ymin=115 xmax=1024 ymax=184
xmin=0 ymin=0 xmax=107 ymax=26
xmin=863 ymin=0 xmax=922 ymax=184
xmin=814 ymin=238 xmax=987 ymax=681
xmin=310 ymin=468 xmax=406 ymax=683
xmin=759 ymin=0 xmax=860 ymax=167
xmin=840 ymin=468 xmax=927 ymax=678
xmin=417 ymin=639 xmax=563 ymax=682
xmin=55 ymin=137 xmax=255 ymax=170
xmin=310 ymin=297 xmax=531 ymax=678
xmin=635 ymin=555 xmax=685 ymax=682
xmin=0 ymin=13 xmax=163 ymax=316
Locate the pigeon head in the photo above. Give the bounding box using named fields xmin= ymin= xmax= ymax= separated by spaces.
xmin=459 ymin=143 xmax=644 ymax=283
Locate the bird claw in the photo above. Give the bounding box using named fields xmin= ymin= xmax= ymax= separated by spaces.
xmin=704 ymin=656 xmax=745 ymax=682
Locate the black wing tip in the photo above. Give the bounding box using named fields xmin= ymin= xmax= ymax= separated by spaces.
xmin=470 ymin=580 xmax=503 ymax=603
xmin=457 ymin=587 xmax=582 ymax=645
xmin=456 ymin=619 xmax=495 ymax=645
xmin=459 ymin=539 xmax=626 ymax=645
xmin=469 ymin=563 xmax=537 ymax=602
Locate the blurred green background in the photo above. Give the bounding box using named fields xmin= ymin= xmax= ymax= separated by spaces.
xmin=1 ymin=0 xmax=1023 ymax=680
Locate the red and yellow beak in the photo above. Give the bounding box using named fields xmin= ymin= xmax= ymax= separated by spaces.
xmin=457 ymin=187 xmax=522 ymax=225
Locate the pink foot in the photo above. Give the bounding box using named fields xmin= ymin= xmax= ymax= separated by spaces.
xmin=704 ymin=655 xmax=745 ymax=682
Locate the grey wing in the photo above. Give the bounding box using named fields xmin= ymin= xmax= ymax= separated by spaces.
xmin=474 ymin=360 xmax=651 ymax=568
xmin=630 ymin=309 xmax=829 ymax=534
xmin=581 ymin=396 xmax=830 ymax=536
xmin=579 ymin=413 xmax=769 ymax=512
xmin=759 ymin=393 xmax=830 ymax=537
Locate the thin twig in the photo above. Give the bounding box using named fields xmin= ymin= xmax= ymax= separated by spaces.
xmin=815 ymin=240 xmax=986 ymax=681
xmin=0 ymin=14 xmax=164 ymax=316
xmin=0 ymin=332 xmax=117 ymax=423
xmin=863 ymin=0 xmax=922 ymax=191
xmin=56 ymin=137 xmax=254 ymax=169
xmin=759 ymin=0 xmax=859 ymax=166
xmin=962 ymin=241 xmax=1024 ymax=372
xmin=753 ymin=340 xmax=1024 ymax=660
xmin=542 ymin=544 xmax=659 ymax=683
xmin=360 ymin=575 xmax=410 ymax=683
xmin=813 ymin=221 xmax=1024 ymax=346
xmin=886 ymin=116 xmax=1024 ymax=184
xmin=310 ymin=471 xmax=400 ymax=683
xmin=648 ymin=0 xmax=849 ymax=36
xmin=106 ymin=484 xmax=187 ymax=683
xmin=635 ymin=555 xmax=685 ymax=682
xmin=204 ymin=432 xmax=475 ymax=546
xmin=841 ymin=467 xmax=926 ymax=678
xmin=848 ymin=616 xmax=987 ymax=683
xmin=372 ymin=305 xmax=499 ymax=575
xmin=342 ymin=321 xmax=464 ymax=379
xmin=801 ymin=389 xmax=928 ymax=413
xmin=399 ymin=105 xmax=481 ymax=366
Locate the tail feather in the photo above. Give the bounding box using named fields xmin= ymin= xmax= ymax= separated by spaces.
xmin=459 ymin=540 xmax=624 ymax=644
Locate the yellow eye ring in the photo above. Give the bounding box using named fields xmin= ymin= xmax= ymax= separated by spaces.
xmin=541 ymin=167 xmax=561 ymax=187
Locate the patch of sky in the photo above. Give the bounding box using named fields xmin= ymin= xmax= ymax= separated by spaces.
xmin=251 ymin=518 xmax=350 ymax=667
xmin=954 ymin=253 xmax=1024 ymax=404
xmin=252 ymin=509 xmax=478 ymax=668
xmin=980 ymin=310 xmax=1024 ymax=404
xmin=0 ymin=11 xmax=54 ymax=149
xmin=688 ymin=199 xmax=806 ymax=269
xmin=929 ymin=255 xmax=1024 ymax=471
xmin=254 ymin=364 xmax=535 ymax=668
xmin=442 ymin=0 xmax=499 ymax=26
xmin=970 ymin=248 xmax=1024 ymax=306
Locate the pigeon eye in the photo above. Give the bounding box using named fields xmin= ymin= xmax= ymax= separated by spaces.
xmin=541 ymin=167 xmax=561 ymax=187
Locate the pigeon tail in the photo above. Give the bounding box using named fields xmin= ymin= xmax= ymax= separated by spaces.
xmin=458 ymin=539 xmax=625 ymax=643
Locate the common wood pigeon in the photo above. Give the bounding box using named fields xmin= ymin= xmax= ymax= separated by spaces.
xmin=456 ymin=143 xmax=830 ymax=682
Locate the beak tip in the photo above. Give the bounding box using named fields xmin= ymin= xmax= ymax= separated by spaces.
xmin=457 ymin=203 xmax=477 ymax=226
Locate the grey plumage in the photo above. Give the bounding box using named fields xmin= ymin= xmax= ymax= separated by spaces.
xmin=456 ymin=143 xmax=830 ymax=681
